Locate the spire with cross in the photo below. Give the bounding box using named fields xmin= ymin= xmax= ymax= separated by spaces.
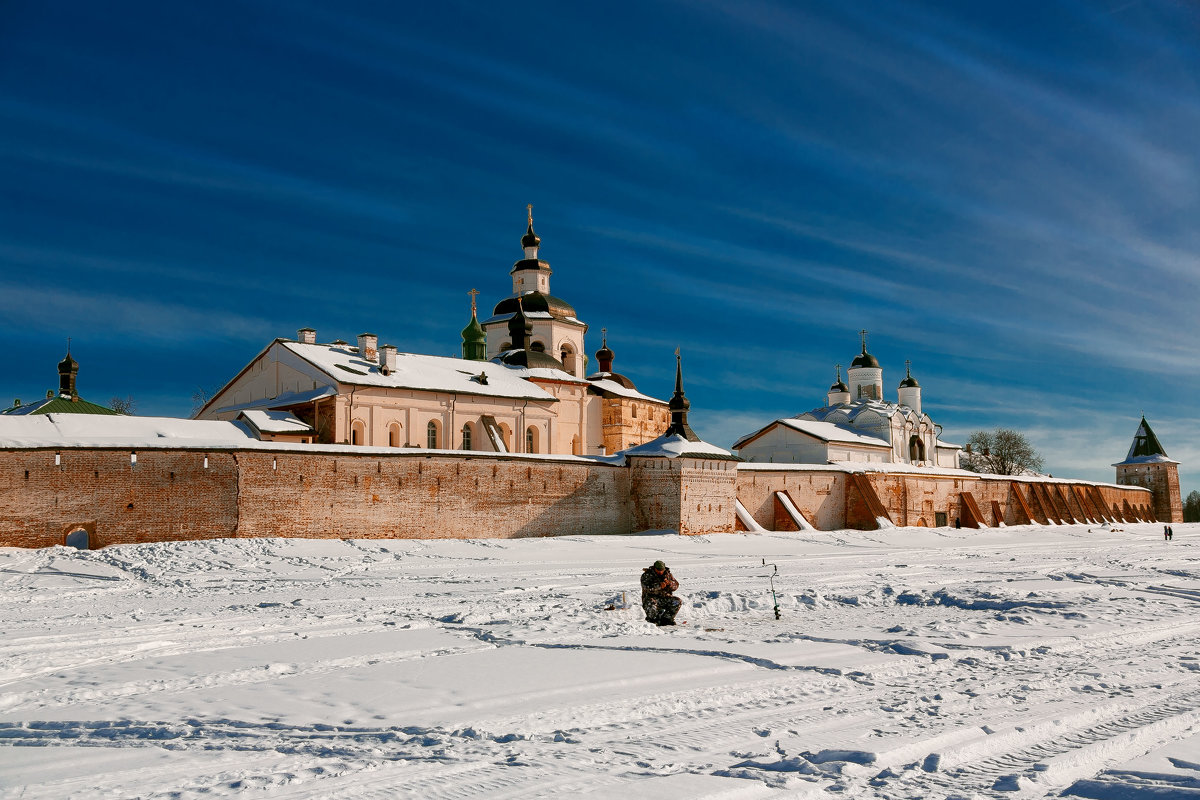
xmin=460 ymin=289 xmax=487 ymax=361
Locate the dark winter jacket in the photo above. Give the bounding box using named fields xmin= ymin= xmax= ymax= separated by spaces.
xmin=641 ymin=566 xmax=679 ymax=599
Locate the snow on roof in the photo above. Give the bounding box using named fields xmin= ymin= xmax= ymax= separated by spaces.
xmin=781 ymin=419 xmax=891 ymax=446
xmin=0 ymin=413 xmax=624 ymax=465
xmin=0 ymin=414 xmax=258 ymax=449
xmin=282 ymin=342 xmax=556 ymax=401
xmin=497 ymin=363 xmax=591 ymax=384
xmin=621 ymin=433 xmax=738 ymax=460
xmin=1113 ymin=453 xmax=1178 ymax=467
xmin=733 ymin=418 xmax=891 ymax=450
xmin=482 ymin=313 xmax=585 ymax=326
xmin=238 ymin=410 xmax=312 ymax=435
xmin=585 ymin=377 xmax=665 ymax=403
xmin=806 ymin=399 xmax=929 ymax=423
xmin=482 ymin=311 xmax=556 ymax=323
xmin=211 ymin=385 xmax=338 ymax=415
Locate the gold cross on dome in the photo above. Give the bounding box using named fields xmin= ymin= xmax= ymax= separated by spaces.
xmin=468 ymin=288 xmax=479 ymax=314
xmin=527 ymin=204 xmax=533 ymax=225
xmin=859 ymin=329 xmax=869 ymax=351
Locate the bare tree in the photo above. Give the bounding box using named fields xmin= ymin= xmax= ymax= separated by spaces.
xmin=191 ymin=386 xmax=218 ymax=416
xmin=960 ymin=429 xmax=1045 ymax=476
xmin=109 ymin=395 xmax=136 ymax=415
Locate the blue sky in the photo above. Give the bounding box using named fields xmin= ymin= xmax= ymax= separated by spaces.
xmin=2 ymin=1 xmax=1197 ymax=490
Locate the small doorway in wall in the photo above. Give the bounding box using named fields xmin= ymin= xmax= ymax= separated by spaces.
xmin=935 ymin=511 xmax=948 ymax=527
xmin=65 ymin=528 xmax=90 ymax=550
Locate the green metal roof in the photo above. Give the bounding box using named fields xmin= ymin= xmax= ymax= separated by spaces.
xmin=2 ymin=395 xmax=122 ymax=416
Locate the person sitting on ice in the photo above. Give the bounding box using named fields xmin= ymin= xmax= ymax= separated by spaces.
xmin=641 ymin=560 xmax=681 ymax=626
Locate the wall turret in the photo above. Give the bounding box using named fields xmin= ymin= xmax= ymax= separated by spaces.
xmin=1113 ymin=416 xmax=1182 ymax=522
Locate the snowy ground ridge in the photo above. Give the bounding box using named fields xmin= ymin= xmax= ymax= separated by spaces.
xmin=2 ymin=524 xmax=1200 ymax=799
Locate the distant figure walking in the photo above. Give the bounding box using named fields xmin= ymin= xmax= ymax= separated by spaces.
xmin=1165 ymin=525 xmax=1171 ymax=541
xmin=641 ymin=560 xmax=681 ymax=626
xmin=1168 ymin=525 xmax=1174 ymax=541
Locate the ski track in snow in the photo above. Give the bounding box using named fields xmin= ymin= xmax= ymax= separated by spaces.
xmin=2 ymin=525 xmax=1200 ymax=798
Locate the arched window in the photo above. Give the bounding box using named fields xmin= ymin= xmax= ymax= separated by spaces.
xmin=427 ymin=420 xmax=439 ymax=449
xmin=351 ymin=419 xmax=366 ymax=446
xmin=530 ymin=340 xmax=546 ymax=352
xmin=560 ymin=343 xmax=577 ymax=375
xmin=498 ymin=423 xmax=512 ymax=452
xmin=461 ymin=423 xmax=472 ymax=451
xmin=571 ymin=435 xmax=580 ymax=455
xmin=388 ymin=423 xmax=401 ymax=447
xmin=909 ymin=435 xmax=926 ymax=462
xmin=526 ymin=426 xmax=537 ymax=453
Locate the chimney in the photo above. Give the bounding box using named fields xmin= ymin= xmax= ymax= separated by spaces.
xmin=357 ymin=332 xmax=378 ymax=362
xmin=297 ymin=327 xmax=316 ymax=345
xmin=380 ymin=344 xmax=397 ymax=375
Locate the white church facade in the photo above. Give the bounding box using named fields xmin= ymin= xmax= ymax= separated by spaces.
xmin=733 ymin=334 xmax=961 ymax=468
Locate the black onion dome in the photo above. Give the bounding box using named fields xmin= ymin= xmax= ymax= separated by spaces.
xmin=497 ymin=349 xmax=569 ymax=371
xmin=595 ymin=344 xmax=615 ymax=363
xmin=850 ymin=351 xmax=880 ymax=369
xmin=492 ymin=292 xmax=577 ymax=320
xmin=521 ymin=220 xmax=541 ymax=249
xmin=899 ymin=374 xmax=920 ymax=388
xmin=598 ymin=372 xmax=636 ymax=389
xmin=830 ymin=378 xmax=849 ymax=392
xmin=58 ymin=352 xmax=78 ymax=372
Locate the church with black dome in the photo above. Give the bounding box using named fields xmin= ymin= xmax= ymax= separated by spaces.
xmin=194 ymin=206 xmax=670 ymax=456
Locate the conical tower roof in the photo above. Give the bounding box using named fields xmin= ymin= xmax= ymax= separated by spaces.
xmin=1114 ymin=416 xmax=1177 ymax=465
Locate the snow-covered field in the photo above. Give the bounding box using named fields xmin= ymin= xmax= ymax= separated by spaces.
xmin=2 ymin=524 xmax=1199 ymax=799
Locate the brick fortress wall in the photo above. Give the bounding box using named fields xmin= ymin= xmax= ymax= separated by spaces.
xmin=235 ymin=451 xmax=633 ymax=540
xmin=735 ymin=468 xmax=1156 ymax=532
xmin=0 ymin=449 xmax=239 ymax=549
xmin=0 ymin=447 xmax=1162 ymax=549
xmin=0 ymin=448 xmax=635 ymax=548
